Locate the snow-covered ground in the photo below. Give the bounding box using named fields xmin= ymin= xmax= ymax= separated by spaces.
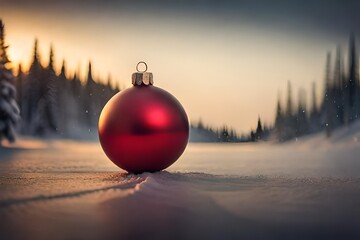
xmin=1 ymin=122 xmax=360 ymax=240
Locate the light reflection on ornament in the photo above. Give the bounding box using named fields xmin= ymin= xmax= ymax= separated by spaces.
xmin=145 ymin=106 xmax=169 ymax=129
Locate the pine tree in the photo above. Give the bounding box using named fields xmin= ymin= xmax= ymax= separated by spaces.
xmin=310 ymin=82 xmax=318 ymax=119
xmin=333 ymin=46 xmax=345 ymax=127
xmin=262 ymin=123 xmax=270 ymax=140
xmin=83 ymin=61 xmax=97 ymax=128
xmin=284 ymin=81 xmax=296 ymax=140
xmin=274 ymin=93 xmax=284 ymax=141
xmin=346 ymin=33 xmax=358 ymax=122
xmin=0 ymin=19 xmax=20 ymax=144
xmin=309 ymin=82 xmax=320 ymax=133
xmin=197 ymin=118 xmax=204 ymax=129
xmin=57 ymin=59 xmax=68 ymax=135
xmin=295 ymin=88 xmax=308 ymax=137
xmin=219 ymin=125 xmax=229 ymax=142
xmin=250 ymin=130 xmax=255 ymax=142
xmin=323 ymin=52 xmax=333 ymax=137
xmin=22 ymin=39 xmax=42 ymax=134
xmin=102 ymin=74 xmax=113 ymax=107
xmin=255 ymin=116 xmax=263 ymax=140
xmin=43 ymin=45 xmax=58 ymax=132
xmin=71 ymin=71 xmax=82 ymax=99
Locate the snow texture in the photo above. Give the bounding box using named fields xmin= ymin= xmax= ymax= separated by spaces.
xmin=0 ymin=123 xmax=360 ymax=240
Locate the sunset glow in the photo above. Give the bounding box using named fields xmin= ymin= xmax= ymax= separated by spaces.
xmin=0 ymin=3 xmax=355 ymax=132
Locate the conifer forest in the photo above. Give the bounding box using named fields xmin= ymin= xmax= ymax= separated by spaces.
xmin=1 ymin=19 xmax=360 ymax=143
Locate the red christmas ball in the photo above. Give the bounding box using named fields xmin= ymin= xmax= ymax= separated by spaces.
xmin=98 ymin=63 xmax=189 ymax=173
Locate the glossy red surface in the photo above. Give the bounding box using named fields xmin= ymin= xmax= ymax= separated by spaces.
xmin=98 ymin=85 xmax=189 ymax=173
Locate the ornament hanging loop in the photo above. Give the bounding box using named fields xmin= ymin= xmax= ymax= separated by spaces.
xmin=132 ymin=61 xmax=153 ymax=86
xmin=136 ymin=61 xmax=148 ymax=73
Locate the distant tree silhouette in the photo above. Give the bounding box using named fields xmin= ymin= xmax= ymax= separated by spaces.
xmin=274 ymin=94 xmax=284 ymax=141
xmin=43 ymin=45 xmax=58 ymax=132
xmin=345 ymin=33 xmax=359 ymax=123
xmin=190 ymin=120 xmax=240 ymax=142
xmin=250 ymin=130 xmax=255 ymax=142
xmin=323 ymin=52 xmax=333 ymax=137
xmin=57 ymin=60 xmax=70 ymax=135
xmin=197 ymin=118 xmax=204 ymax=129
xmin=262 ymin=123 xmax=271 ymax=140
xmin=219 ymin=125 xmax=229 ymax=142
xmin=333 ymin=46 xmax=345 ymax=127
xmin=22 ymin=39 xmax=42 ymax=134
xmin=295 ymin=88 xmax=308 ymax=137
xmin=255 ymin=116 xmax=263 ymax=140
xmin=309 ymin=82 xmax=320 ymax=133
xmin=283 ymin=81 xmax=296 ymax=140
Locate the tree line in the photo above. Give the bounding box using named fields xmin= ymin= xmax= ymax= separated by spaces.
xmin=2 ymin=18 xmax=360 ymax=144
xmin=273 ymin=34 xmax=360 ymax=141
xmin=16 ymin=40 xmax=119 ymax=138
xmin=191 ymin=33 xmax=360 ymax=143
xmin=0 ymin=19 xmax=119 ymax=142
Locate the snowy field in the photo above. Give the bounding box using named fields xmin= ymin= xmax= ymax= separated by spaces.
xmin=1 ymin=122 xmax=360 ymax=240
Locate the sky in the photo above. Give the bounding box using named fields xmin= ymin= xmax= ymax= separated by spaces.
xmin=1 ymin=0 xmax=360 ymax=133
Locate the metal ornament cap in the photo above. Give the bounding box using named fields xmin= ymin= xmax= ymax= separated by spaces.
xmin=132 ymin=72 xmax=154 ymax=86
xmin=132 ymin=61 xmax=154 ymax=86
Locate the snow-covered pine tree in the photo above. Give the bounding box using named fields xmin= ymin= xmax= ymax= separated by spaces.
xmin=0 ymin=19 xmax=20 ymax=144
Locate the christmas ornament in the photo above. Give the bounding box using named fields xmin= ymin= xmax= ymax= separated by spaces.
xmin=98 ymin=62 xmax=189 ymax=173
